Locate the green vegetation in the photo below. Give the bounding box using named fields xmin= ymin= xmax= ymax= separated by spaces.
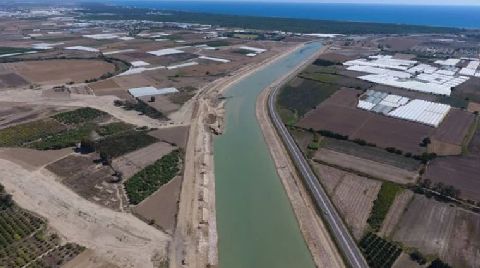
xmin=0 ymin=184 xmax=84 ymax=267
xmin=29 ymin=124 xmax=95 ymax=150
xmin=367 ymin=182 xmax=403 ymax=232
xmin=96 ymin=122 xmax=134 ymax=136
xmin=323 ymin=138 xmax=421 ymax=171
xmin=0 ymin=47 xmax=34 ymax=55
xmin=359 ymin=232 xmax=402 ymax=268
xmin=94 ymin=131 xmax=158 ymax=158
xmin=125 ymin=150 xmax=182 ymax=205
xmin=52 ymin=107 xmax=107 ymax=125
xmin=80 ymin=3 xmax=464 ymax=35
xmin=0 ymin=120 xmax=65 ymax=147
xmin=428 ymin=258 xmax=452 ymax=268
xmin=232 ymin=49 xmax=253 ymax=55
xmin=114 ymin=99 xmax=167 ymax=120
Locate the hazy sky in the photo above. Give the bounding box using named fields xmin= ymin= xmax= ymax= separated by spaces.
xmin=177 ymin=0 xmax=480 ymax=5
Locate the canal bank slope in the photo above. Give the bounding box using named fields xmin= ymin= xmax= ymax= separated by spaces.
xmin=256 ymin=45 xmax=345 ymax=268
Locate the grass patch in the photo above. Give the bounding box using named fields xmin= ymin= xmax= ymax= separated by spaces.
xmin=30 ymin=124 xmax=95 ymax=150
xmin=367 ymin=182 xmax=403 ymax=232
xmin=0 ymin=119 xmax=66 ymax=147
xmin=277 ymin=78 xmax=339 ymax=117
xmin=114 ymin=99 xmax=167 ymax=120
xmin=359 ymin=232 xmax=402 ymax=268
xmin=52 ymin=107 xmax=107 ymax=125
xmin=0 ymin=47 xmax=34 ymax=55
xmin=125 ymin=150 xmax=182 ymax=205
xmin=231 ymin=49 xmax=253 ymax=55
xmin=95 ymin=131 xmax=158 ymax=158
xmin=96 ymin=122 xmax=134 ymax=136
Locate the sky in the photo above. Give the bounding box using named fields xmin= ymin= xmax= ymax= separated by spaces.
xmin=166 ymin=0 xmax=480 ymax=5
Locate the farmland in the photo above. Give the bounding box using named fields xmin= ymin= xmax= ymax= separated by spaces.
xmin=0 ymin=59 xmax=116 ymax=85
xmin=0 ymin=119 xmax=65 ymax=147
xmin=94 ymin=131 xmax=158 ymax=158
xmin=367 ymin=182 xmax=403 ymax=232
xmin=312 ymin=163 xmax=382 ymax=239
xmin=52 ymin=107 xmax=107 ymax=125
xmin=125 ymin=149 xmax=182 ymax=205
xmin=359 ymin=232 xmax=402 ymax=268
xmin=0 ymin=185 xmax=84 ymax=267
xmin=392 ymin=194 xmax=480 ymax=268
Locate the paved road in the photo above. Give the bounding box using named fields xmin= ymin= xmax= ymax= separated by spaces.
xmin=267 ymin=85 xmax=369 ymax=268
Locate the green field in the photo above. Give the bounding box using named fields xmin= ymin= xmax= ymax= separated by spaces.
xmin=359 ymin=232 xmax=402 ymax=268
xmin=125 ymin=150 xmax=182 ymax=205
xmin=0 ymin=120 xmax=66 ymax=147
xmin=94 ymin=131 xmax=158 ymax=158
xmin=367 ymin=182 xmax=403 ymax=232
xmin=52 ymin=107 xmax=107 ymax=125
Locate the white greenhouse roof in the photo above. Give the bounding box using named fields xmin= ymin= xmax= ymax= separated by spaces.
xmin=148 ymin=48 xmax=184 ymax=56
xmin=128 ymin=87 xmax=178 ymax=98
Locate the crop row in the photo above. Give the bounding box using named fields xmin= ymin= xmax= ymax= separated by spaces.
xmin=52 ymin=107 xmax=106 ymax=125
xmin=0 ymin=207 xmax=44 ymax=249
xmin=360 ymin=232 xmax=402 ymax=268
xmin=26 ymin=243 xmax=85 ymax=268
xmin=125 ymin=150 xmax=182 ymax=205
xmin=0 ymin=119 xmax=65 ymax=147
xmin=367 ymin=182 xmax=403 ymax=232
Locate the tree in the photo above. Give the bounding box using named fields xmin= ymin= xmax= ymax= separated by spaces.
xmin=80 ymin=138 xmax=95 ymax=154
xmin=150 ymin=96 xmax=156 ymax=102
xmin=428 ymin=259 xmax=452 ymax=268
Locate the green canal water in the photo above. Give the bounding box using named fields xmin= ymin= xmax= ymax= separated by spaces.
xmin=214 ymin=42 xmax=323 ymax=268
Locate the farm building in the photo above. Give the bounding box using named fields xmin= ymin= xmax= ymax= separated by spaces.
xmin=357 ymin=90 xmax=451 ymax=127
xmin=128 ymin=87 xmax=179 ymax=98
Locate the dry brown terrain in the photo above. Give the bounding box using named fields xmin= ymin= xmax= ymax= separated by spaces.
xmin=0 ymin=159 xmax=170 ymax=268
xmin=393 ymin=194 xmax=480 ymax=268
xmin=314 ymin=148 xmax=418 ymax=184
xmin=112 ymin=142 xmax=175 ymax=180
xmin=0 ymin=102 xmax=69 ymax=129
xmin=148 ymin=126 xmax=190 ymax=148
xmin=133 ymin=176 xmax=183 ymax=234
xmin=47 ymin=153 xmax=127 ymax=211
xmin=378 ymin=190 xmax=414 ymax=237
xmin=2 ymin=59 xmax=115 ymax=84
xmin=312 ymin=162 xmax=381 ymax=240
xmin=0 ymin=147 xmax=72 ymax=171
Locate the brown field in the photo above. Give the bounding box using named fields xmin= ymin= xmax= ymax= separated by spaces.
xmin=133 ymin=176 xmax=183 ymax=234
xmin=0 ymin=102 xmax=68 ymax=129
xmin=393 ymin=194 xmax=480 ymax=268
xmin=0 ymin=72 xmax=29 ymax=88
xmin=312 ymin=162 xmax=381 ymax=240
xmin=432 ymin=109 xmax=475 ymax=145
xmin=314 ymin=148 xmax=418 ymax=184
xmin=2 ymin=59 xmax=115 ymax=84
xmin=47 ymin=154 xmax=126 ymax=211
xmin=0 ymin=147 xmax=72 ymax=171
xmin=140 ymin=95 xmax=181 ymax=115
xmin=454 ymin=77 xmax=480 ymax=103
xmin=148 ymin=126 xmax=190 ymax=148
xmin=467 ymin=102 xmax=480 ymax=113
xmin=297 ymin=88 xmax=469 ymax=155
xmin=425 ymin=124 xmax=480 ymax=202
xmin=112 ymin=142 xmax=175 ymax=180
xmin=316 ymin=52 xmax=352 ymax=63
xmin=379 ymin=37 xmax=424 ymax=51
xmin=378 ymin=190 xmax=414 ymax=237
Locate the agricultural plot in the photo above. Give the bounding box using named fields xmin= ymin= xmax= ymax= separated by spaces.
xmin=46 ymin=154 xmax=125 ymax=211
xmin=453 ymin=77 xmax=480 ymax=103
xmin=0 ymin=186 xmax=84 ymax=268
xmin=314 ymin=149 xmax=418 ymax=184
xmin=112 ymin=142 xmax=175 ymax=180
xmin=0 ymin=73 xmax=28 ymax=88
xmin=125 ymin=150 xmax=182 ymax=205
xmin=94 ymin=131 xmax=158 ymax=158
xmin=378 ymin=190 xmax=414 ymax=237
xmin=0 ymin=119 xmax=65 ymax=147
xmin=148 ymin=126 xmax=190 ymax=148
xmin=367 ymin=182 xmax=403 ymax=232
xmin=1 ymin=59 xmax=115 ymax=84
xmin=393 ymin=194 xmax=480 ymax=268
xmin=312 ymin=163 xmax=381 ymax=239
xmin=425 ymin=123 xmax=480 ymax=202
xmin=359 ymin=232 xmax=402 ymax=268
xmin=52 ymin=107 xmax=107 ymax=125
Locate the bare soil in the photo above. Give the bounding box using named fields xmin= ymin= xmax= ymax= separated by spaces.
xmin=2 ymin=59 xmax=115 ymax=84
xmin=0 ymin=147 xmax=72 ymax=171
xmin=133 ymin=176 xmax=183 ymax=234
xmin=112 ymin=142 xmax=175 ymax=180
xmin=314 ymin=148 xmax=418 ymax=184
xmin=378 ymin=190 xmax=414 ymax=237
xmin=312 ymin=162 xmax=381 ymax=240
xmin=148 ymin=126 xmax=190 ymax=148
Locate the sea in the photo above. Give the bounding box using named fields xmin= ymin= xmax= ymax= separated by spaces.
xmin=112 ymin=1 xmax=480 ymax=29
